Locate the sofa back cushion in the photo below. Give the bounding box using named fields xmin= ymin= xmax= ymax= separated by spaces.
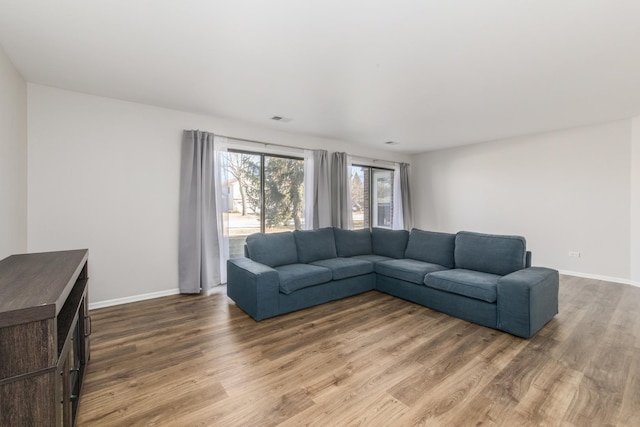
xmin=246 ymin=232 xmax=298 ymax=267
xmin=371 ymin=228 xmax=409 ymax=259
xmin=404 ymin=229 xmax=456 ymax=268
xmin=334 ymin=228 xmax=372 ymax=257
xmin=454 ymin=231 xmax=527 ymax=276
xmin=293 ymin=227 xmax=337 ymax=263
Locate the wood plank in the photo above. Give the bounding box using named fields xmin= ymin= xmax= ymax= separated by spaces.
xmin=500 ymin=358 xmax=583 ymax=426
xmin=76 ymin=276 xmax=640 ymax=426
xmin=617 ymin=350 xmax=640 ymax=427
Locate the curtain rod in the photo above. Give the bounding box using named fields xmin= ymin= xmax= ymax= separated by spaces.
xmin=217 ymin=134 xmax=404 ymax=166
xmin=350 ymin=155 xmax=399 ymax=166
xmin=219 ymin=135 xmax=305 ymax=152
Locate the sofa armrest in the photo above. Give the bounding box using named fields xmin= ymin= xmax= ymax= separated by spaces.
xmin=497 ymin=267 xmax=559 ymax=338
xmin=227 ymin=258 xmax=280 ymax=321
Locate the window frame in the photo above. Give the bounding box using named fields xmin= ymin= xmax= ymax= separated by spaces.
xmin=351 ymin=163 xmax=395 ymax=231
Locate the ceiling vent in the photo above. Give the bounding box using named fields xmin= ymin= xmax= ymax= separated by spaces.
xmin=271 ymin=116 xmax=292 ymax=123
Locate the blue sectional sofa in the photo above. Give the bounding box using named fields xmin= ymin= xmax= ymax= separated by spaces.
xmin=226 ymin=227 xmax=559 ymax=338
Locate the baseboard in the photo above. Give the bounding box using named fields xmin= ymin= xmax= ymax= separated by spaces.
xmin=560 ymin=270 xmax=640 ymax=288
xmin=89 ymin=288 xmax=181 ymax=310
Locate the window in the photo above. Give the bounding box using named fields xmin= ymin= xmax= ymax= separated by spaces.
xmin=223 ymin=150 xmax=305 ymax=257
xmin=350 ymin=165 xmax=394 ymax=230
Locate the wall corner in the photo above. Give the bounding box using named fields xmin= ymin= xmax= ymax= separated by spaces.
xmin=631 ymin=116 xmax=640 ymax=283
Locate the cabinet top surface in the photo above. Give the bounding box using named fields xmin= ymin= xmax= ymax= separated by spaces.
xmin=0 ymin=249 xmax=88 ymax=327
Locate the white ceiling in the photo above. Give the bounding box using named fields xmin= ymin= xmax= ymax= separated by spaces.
xmin=1 ymin=1 xmax=640 ymax=153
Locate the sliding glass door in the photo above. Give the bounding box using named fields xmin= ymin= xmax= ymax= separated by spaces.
xmin=224 ymin=150 xmax=304 ymax=257
xmin=350 ymin=165 xmax=394 ymax=230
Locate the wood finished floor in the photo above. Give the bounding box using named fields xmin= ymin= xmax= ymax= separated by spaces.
xmin=76 ymin=275 xmax=640 ymax=426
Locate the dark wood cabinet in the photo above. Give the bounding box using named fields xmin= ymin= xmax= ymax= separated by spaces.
xmin=0 ymin=249 xmax=90 ymax=426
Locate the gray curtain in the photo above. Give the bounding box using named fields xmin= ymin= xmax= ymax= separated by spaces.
xmin=399 ymin=162 xmax=413 ymax=230
xmin=178 ymin=130 xmax=221 ymax=293
xmin=331 ymin=152 xmax=351 ymax=229
xmin=313 ymin=150 xmax=332 ymax=228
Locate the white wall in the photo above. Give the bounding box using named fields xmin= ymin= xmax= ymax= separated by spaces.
xmin=631 ymin=116 xmax=640 ymax=285
xmin=27 ymin=84 xmax=411 ymax=304
xmin=413 ymin=120 xmax=632 ymax=283
xmin=0 ymin=45 xmax=27 ymax=259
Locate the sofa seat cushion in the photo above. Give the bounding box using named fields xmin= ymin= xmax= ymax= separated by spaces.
xmin=310 ymin=257 xmax=374 ymax=280
xmin=275 ymin=264 xmax=333 ymax=295
xmin=424 ymin=269 xmax=500 ymax=303
xmin=349 ymin=254 xmax=394 ymax=264
xmin=376 ymin=259 xmax=449 ymax=285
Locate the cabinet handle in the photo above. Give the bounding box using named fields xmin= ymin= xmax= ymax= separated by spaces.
xmin=84 ymin=315 xmax=92 ymax=337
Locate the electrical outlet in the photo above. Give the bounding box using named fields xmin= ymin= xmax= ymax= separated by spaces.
xmin=568 ymin=251 xmax=580 ymax=258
